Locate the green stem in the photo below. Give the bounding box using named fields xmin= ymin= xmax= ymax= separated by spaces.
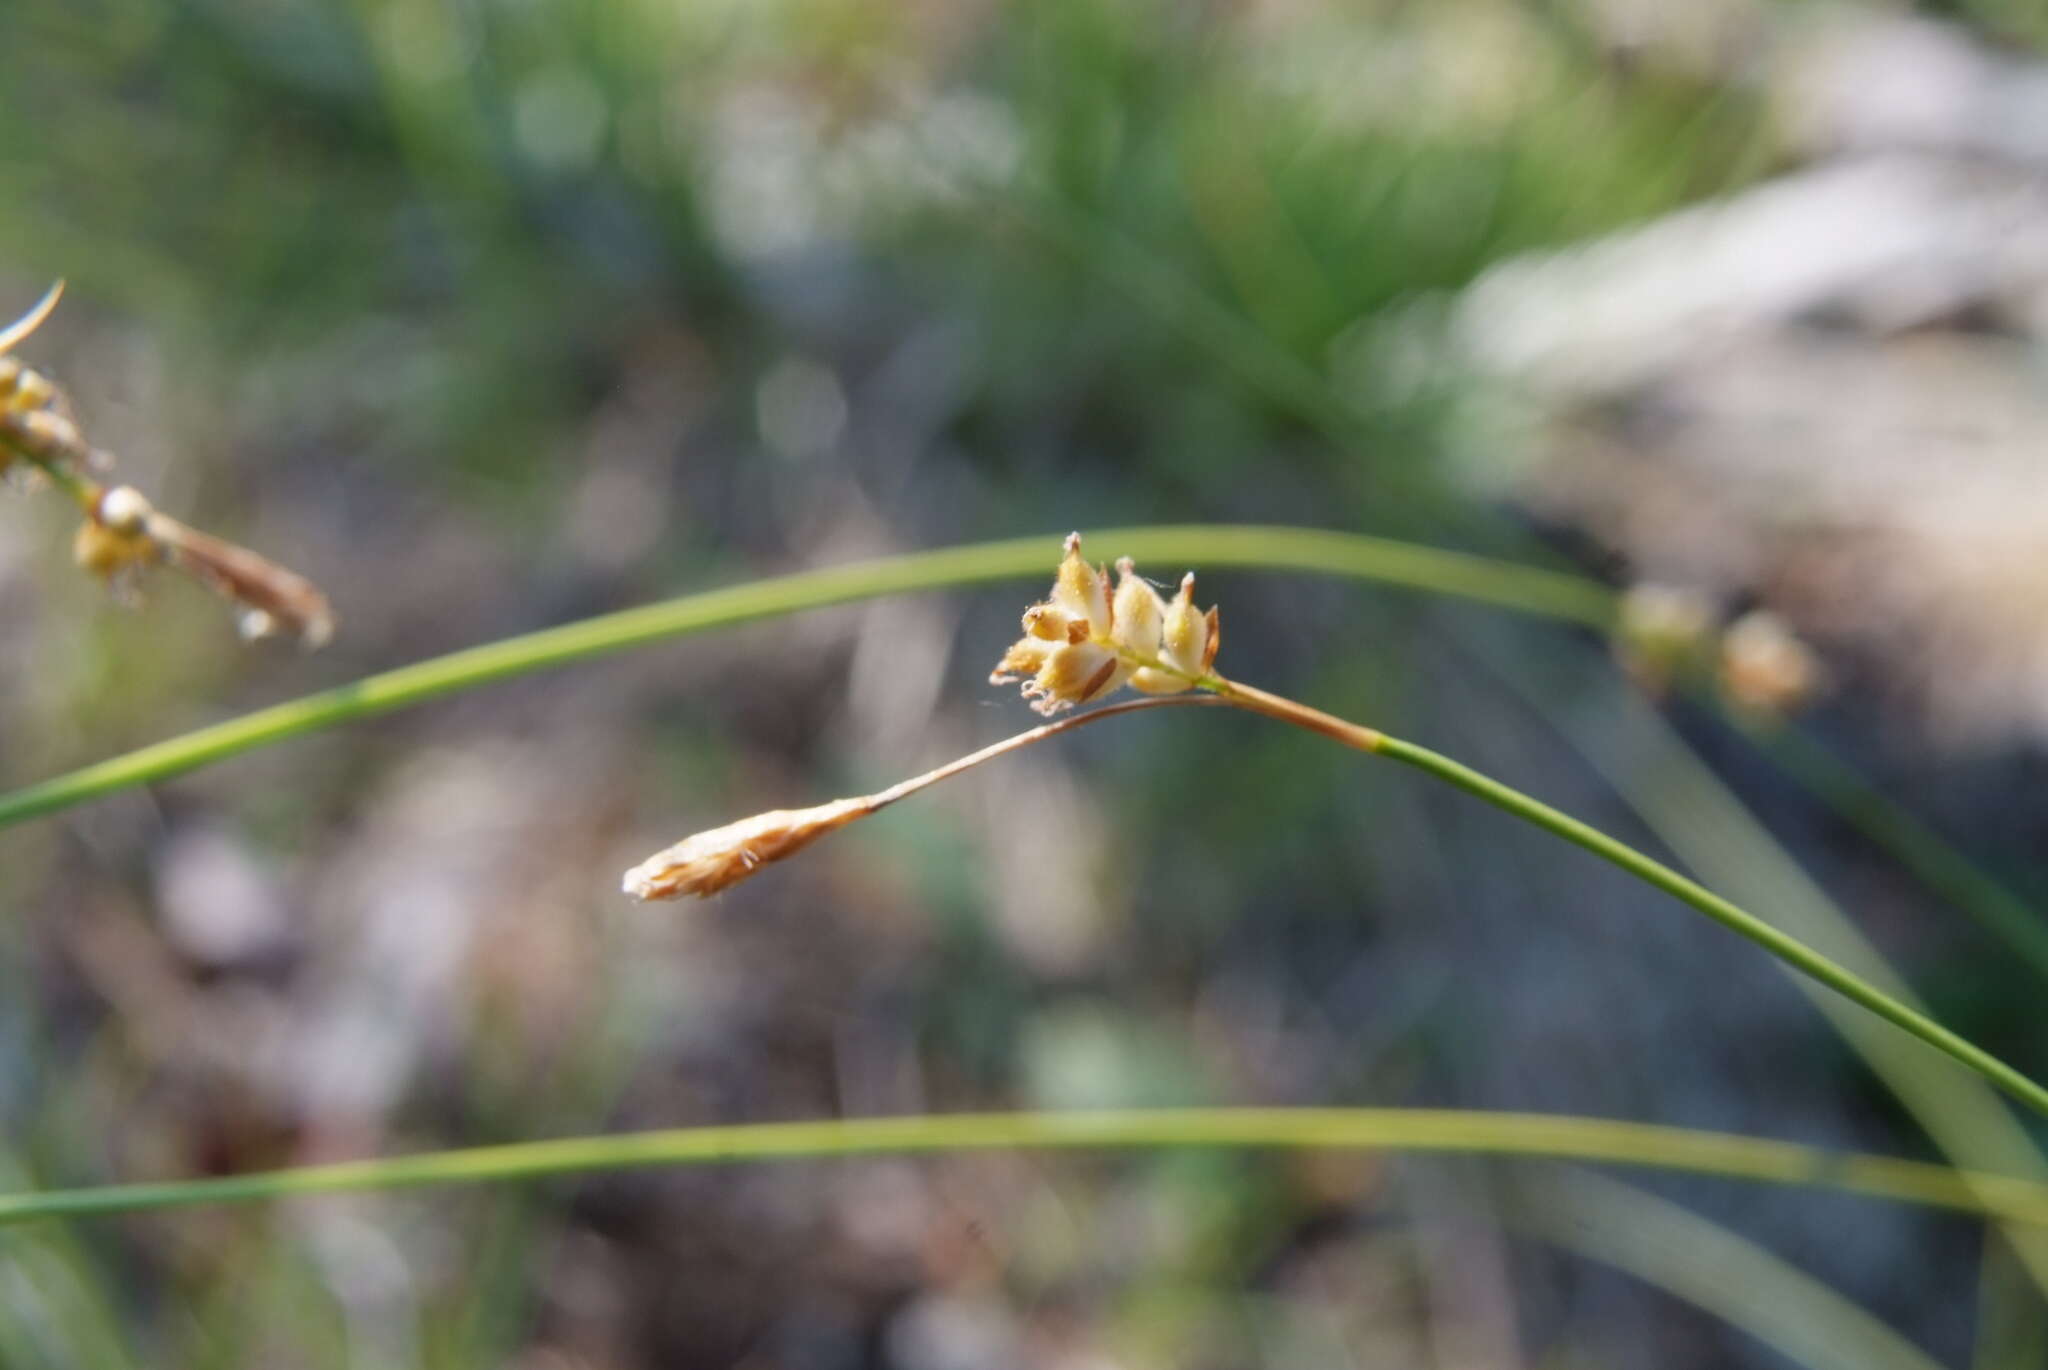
xmin=2 ymin=1107 xmax=2046 ymax=1228
xmin=1207 ymin=677 xmax=2048 ymax=1122
xmin=1501 ymin=649 xmax=2048 ymax=1298
xmin=0 ymin=526 xmax=1611 ymax=829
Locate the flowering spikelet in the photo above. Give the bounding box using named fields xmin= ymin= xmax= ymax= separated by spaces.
xmin=626 ymin=538 xmax=1228 ymax=902
xmin=622 ymin=693 xmax=1220 ymax=901
xmin=0 ymin=281 xmax=336 ymax=649
xmin=623 ymin=797 xmax=873 ymax=900
xmin=1 ymin=283 xmax=103 ymax=477
xmin=1614 ymin=583 xmax=1715 ymax=696
xmin=1719 ymin=610 xmax=1824 ymax=719
xmin=990 ymin=534 xmax=1219 ymax=714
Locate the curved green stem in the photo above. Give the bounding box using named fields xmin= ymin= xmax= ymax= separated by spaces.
xmin=1376 ymin=732 xmax=2048 ymax=1120
xmin=0 ymin=526 xmax=1611 ymax=829
xmin=1206 ymin=676 xmax=2048 ymax=1122
xmin=2 ymin=1107 xmax=2046 ymax=1228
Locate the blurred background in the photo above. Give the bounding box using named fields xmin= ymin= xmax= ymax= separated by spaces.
xmin=3 ymin=0 xmax=2048 ymax=1365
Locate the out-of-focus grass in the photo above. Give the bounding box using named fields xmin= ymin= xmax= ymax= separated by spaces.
xmin=987 ymin=15 xmax=2048 ymax=1333
xmin=0 ymin=1109 xmax=2023 ymax=1368
xmin=10 ymin=1107 xmax=2048 ymax=1227
xmin=1514 ymin=1169 xmax=1949 ymax=1370
xmin=991 ymin=17 xmax=2048 ymax=1334
xmin=1738 ymin=718 xmax=2048 ymax=988
xmin=1467 ymin=632 xmax=2048 ymax=1294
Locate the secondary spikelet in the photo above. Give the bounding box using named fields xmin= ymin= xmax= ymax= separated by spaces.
xmin=622 ymin=798 xmax=873 ymax=900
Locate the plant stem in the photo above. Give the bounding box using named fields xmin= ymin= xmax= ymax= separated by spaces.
xmin=1205 ymin=675 xmax=2048 ymax=1122
xmin=1 ymin=1107 xmax=2045 ymax=1228
xmin=864 ymin=695 xmax=1225 ymax=810
xmin=1205 ymin=675 xmax=1385 ymax=750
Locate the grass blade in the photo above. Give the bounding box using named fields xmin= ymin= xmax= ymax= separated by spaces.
xmin=0 ymin=526 xmax=1612 ymax=830
xmin=1513 ymin=1169 xmax=1948 ymax=1370
xmin=3 ymin=1107 xmax=2048 ymax=1228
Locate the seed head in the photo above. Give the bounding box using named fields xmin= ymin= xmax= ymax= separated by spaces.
xmin=1719 ymin=610 xmax=1824 ymax=719
xmin=991 ymin=535 xmax=1219 ymax=714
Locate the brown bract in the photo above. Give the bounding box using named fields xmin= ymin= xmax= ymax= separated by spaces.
xmin=621 ymin=797 xmax=872 ymax=900
xmin=65 ymin=484 xmax=336 ymax=648
xmin=146 ymin=512 xmax=336 ymax=648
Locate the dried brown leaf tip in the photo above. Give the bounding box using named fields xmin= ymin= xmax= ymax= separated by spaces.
xmin=144 ymin=508 xmax=335 ymax=647
xmin=990 ymin=533 xmax=1219 ymax=715
xmin=1 ymin=284 xmax=334 ymax=648
xmin=69 ymin=490 xmax=337 ymax=649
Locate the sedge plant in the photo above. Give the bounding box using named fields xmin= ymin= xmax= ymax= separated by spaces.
xmin=623 ymin=534 xmax=2048 ymax=1125
xmin=2 ymin=338 xmax=2045 ymax=1349
xmin=0 ymin=509 xmax=2042 ymax=1359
